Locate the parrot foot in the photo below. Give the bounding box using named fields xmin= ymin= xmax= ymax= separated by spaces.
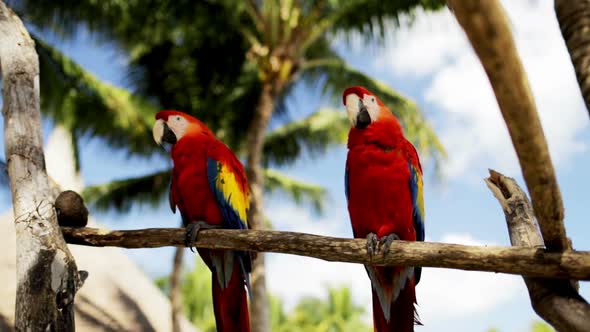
xmin=366 ymin=233 xmax=379 ymax=259
xmin=185 ymin=221 xmax=221 ymax=252
xmin=379 ymin=233 xmax=400 ymax=256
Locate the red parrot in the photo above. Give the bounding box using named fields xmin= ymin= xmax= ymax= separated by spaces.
xmin=343 ymin=87 xmax=425 ymax=332
xmin=152 ymin=110 xmax=251 ymax=332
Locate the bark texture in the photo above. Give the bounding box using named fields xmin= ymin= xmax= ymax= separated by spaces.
xmin=245 ymin=82 xmax=276 ymax=332
xmin=448 ymin=0 xmax=568 ymax=252
xmin=0 ymin=1 xmax=81 ymax=330
xmin=486 ymin=170 xmax=590 ymax=332
xmin=61 ymin=227 xmax=590 ymax=280
xmin=555 ymin=0 xmax=590 ymax=117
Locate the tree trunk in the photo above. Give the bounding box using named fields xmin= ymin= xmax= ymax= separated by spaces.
xmin=555 ymin=0 xmax=590 ymax=117
xmin=170 ymin=246 xmax=184 ymax=332
xmin=245 ymin=82 xmax=275 ymax=332
xmin=448 ymin=0 xmax=568 ymax=252
xmin=0 ymin=1 xmax=81 ymax=330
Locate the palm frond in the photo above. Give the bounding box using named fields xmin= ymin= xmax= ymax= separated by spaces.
xmin=35 ymin=35 xmax=159 ymax=156
xmin=264 ymin=169 xmax=326 ymax=213
xmin=82 ymin=169 xmax=171 ymax=213
xmin=327 ymin=0 xmax=446 ymax=44
xmin=263 ymin=108 xmax=349 ymax=167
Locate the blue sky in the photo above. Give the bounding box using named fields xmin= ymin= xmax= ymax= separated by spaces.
xmin=2 ymin=2 xmax=588 ymax=331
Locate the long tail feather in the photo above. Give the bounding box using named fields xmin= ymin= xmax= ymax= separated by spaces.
xmin=211 ymin=258 xmax=250 ymax=332
xmin=370 ymin=266 xmax=418 ymax=332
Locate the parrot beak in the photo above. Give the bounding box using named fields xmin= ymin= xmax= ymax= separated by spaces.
xmin=355 ymin=100 xmax=371 ymax=129
xmin=153 ymin=119 xmax=177 ymax=146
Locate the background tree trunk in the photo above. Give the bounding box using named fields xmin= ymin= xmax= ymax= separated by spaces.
xmin=245 ymin=82 xmax=275 ymax=332
xmin=170 ymin=246 xmax=184 ymax=332
xmin=0 ymin=1 xmax=81 ymax=330
xmin=555 ymin=0 xmax=590 ymax=117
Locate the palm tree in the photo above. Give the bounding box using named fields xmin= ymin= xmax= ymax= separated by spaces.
xmin=215 ymin=2 xmax=446 ymax=330
xmin=14 ymin=1 xmax=446 ymax=330
xmin=272 ymin=286 xmax=371 ymax=332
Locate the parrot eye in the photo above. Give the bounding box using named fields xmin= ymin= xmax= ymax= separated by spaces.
xmin=176 ymin=116 xmax=181 ymax=121
xmin=371 ymin=97 xmax=375 ymax=103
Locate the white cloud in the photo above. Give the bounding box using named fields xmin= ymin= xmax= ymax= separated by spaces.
xmin=266 ymin=206 xmax=522 ymax=325
xmin=375 ymin=1 xmax=588 ymax=179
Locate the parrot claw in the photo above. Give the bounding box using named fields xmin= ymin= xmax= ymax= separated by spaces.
xmin=366 ymin=233 xmax=379 ymax=259
xmin=379 ymin=233 xmax=400 ymax=256
xmin=185 ymin=221 xmax=220 ymax=252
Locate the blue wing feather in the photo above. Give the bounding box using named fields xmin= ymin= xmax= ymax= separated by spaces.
xmin=206 ymin=157 xmax=252 ymax=294
xmin=344 ymin=168 xmax=350 ymax=202
xmin=206 ymin=158 xmax=247 ymax=230
xmin=408 ymin=161 xmax=425 ymax=284
xmin=345 ymin=168 xmax=359 ymax=239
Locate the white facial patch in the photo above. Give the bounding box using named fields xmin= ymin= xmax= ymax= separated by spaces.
xmin=167 ymin=115 xmax=189 ymax=140
xmin=362 ymin=94 xmax=380 ymax=122
xmin=345 ymin=93 xmax=361 ymax=126
xmin=345 ymin=93 xmax=381 ymax=127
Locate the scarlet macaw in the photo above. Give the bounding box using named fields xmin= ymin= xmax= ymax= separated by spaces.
xmin=343 ymin=87 xmax=424 ymax=332
xmin=153 ymin=110 xmax=251 ymax=332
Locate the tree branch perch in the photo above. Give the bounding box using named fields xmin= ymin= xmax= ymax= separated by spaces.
xmin=61 ymin=227 xmax=590 ymax=280
xmin=486 ymin=170 xmax=590 ymax=331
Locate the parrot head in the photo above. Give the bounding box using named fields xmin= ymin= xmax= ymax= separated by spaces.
xmin=152 ymin=110 xmax=213 ymax=146
xmin=342 ymin=86 xmax=393 ymax=130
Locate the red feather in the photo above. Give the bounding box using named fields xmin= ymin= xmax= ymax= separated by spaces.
xmin=163 ymin=111 xmax=250 ymax=332
xmin=345 ymin=88 xmax=422 ymax=332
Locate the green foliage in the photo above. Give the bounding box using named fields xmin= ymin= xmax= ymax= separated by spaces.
xmin=35 ymin=36 xmax=157 ymax=156
xmin=280 ymin=287 xmax=371 ymax=332
xmin=157 ymin=258 xmax=370 ymax=332
xmin=263 ymin=108 xmax=349 ymax=167
xmin=156 ymin=258 xmax=217 ymax=332
xmin=82 ymin=170 xmax=171 ymax=212
xmin=20 ymin=0 xmax=260 ymax=152
xmin=530 ymin=321 xmax=554 ymax=332
xmin=264 ymin=169 xmax=327 ymax=213
xmin=484 ymin=321 xmax=555 ymax=332
xmin=327 ymin=0 xmax=446 ymax=43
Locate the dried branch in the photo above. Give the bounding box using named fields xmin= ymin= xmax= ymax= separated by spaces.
xmin=0 ymin=1 xmax=81 ymax=330
xmin=486 ymin=170 xmax=590 ymax=332
xmin=61 ymin=227 xmax=590 ymax=280
xmin=448 ymin=0 xmax=568 ymax=251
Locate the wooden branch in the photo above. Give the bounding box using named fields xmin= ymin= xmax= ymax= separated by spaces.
xmin=0 ymin=2 xmax=81 ymax=330
xmin=555 ymin=0 xmax=590 ymax=117
xmin=61 ymin=227 xmax=590 ymax=280
xmin=486 ymin=170 xmax=590 ymax=332
xmin=448 ymin=0 xmax=568 ymax=252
